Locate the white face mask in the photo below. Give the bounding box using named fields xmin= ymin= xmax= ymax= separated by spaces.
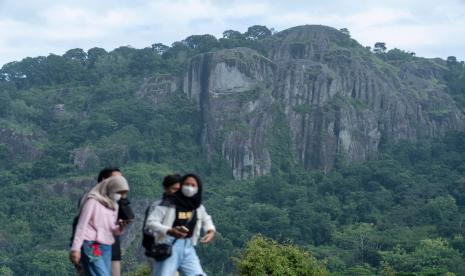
xmin=112 ymin=193 xmax=122 ymax=201
xmin=182 ymin=186 xmax=198 ymax=197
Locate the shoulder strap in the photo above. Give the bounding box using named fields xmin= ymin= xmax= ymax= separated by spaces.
xmin=142 ymin=205 xmax=151 ymax=229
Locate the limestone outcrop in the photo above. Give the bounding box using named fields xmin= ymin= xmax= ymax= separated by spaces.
xmin=183 ymin=25 xmax=464 ymax=178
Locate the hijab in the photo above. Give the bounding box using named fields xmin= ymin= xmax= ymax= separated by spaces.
xmin=81 ymin=175 xmax=129 ymax=211
xmin=172 ymin=173 xmax=203 ymax=210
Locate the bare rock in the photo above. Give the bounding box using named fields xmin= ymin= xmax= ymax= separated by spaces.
xmin=71 ymin=147 xmax=100 ymax=172
xmin=183 ymin=25 xmax=464 ymax=176
xmin=184 ymin=48 xmax=276 ymax=179
xmin=137 ymin=74 xmax=179 ymax=105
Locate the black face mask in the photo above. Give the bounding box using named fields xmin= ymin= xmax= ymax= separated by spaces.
xmin=173 ymin=185 xmax=202 ymax=210
xmin=117 ymin=198 xmax=135 ymax=220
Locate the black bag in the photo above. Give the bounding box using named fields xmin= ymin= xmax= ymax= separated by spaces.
xmin=142 ymin=203 xmax=176 ymax=261
xmin=146 ymin=240 xmax=176 ymax=261
xmin=118 ymin=198 xmax=135 ymax=221
xmin=142 ymin=202 xmax=196 ymax=261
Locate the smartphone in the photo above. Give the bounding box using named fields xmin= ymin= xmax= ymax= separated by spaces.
xmin=177 ymin=226 xmax=189 ymax=233
xmin=118 ymin=219 xmax=133 ymax=225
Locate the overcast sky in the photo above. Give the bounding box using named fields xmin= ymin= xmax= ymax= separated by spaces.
xmin=1 ymin=0 xmax=464 ymax=66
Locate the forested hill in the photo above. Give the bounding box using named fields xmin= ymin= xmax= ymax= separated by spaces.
xmin=1 ymin=25 xmax=465 ymax=275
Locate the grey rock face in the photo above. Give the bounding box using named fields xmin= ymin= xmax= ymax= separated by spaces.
xmin=184 ymin=25 xmax=464 ymax=178
xmin=71 ymin=147 xmax=100 ymax=172
xmin=137 ymin=74 xmax=179 ymax=105
xmin=54 ymin=103 xmax=66 ymax=119
xmin=0 ymin=127 xmax=42 ymax=163
xmin=48 ymin=177 xmax=95 ymax=199
xmin=184 ymin=48 xmax=275 ymax=179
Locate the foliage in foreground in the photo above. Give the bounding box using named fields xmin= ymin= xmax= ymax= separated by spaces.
xmin=236 ymin=235 xmax=328 ymax=276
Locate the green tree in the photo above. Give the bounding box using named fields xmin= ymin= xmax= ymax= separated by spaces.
xmin=244 ymin=25 xmax=272 ymax=40
xmin=63 ymin=48 xmax=88 ymax=63
xmin=183 ymin=34 xmax=219 ymax=53
xmin=223 ymin=29 xmax=244 ymax=40
xmin=334 ymin=223 xmax=381 ymax=266
xmin=236 ymin=235 xmax=328 ymax=276
xmin=87 ymin=47 xmax=108 ymax=66
xmin=381 ymin=238 xmax=465 ymax=274
xmin=385 ymin=48 xmax=415 ymax=61
xmin=151 ymin=43 xmax=169 ymax=55
xmin=373 ymin=42 xmax=386 ymax=54
xmin=339 ymin=28 xmax=350 ymax=36
xmin=243 ymin=203 xmax=292 ymax=241
xmin=421 ymin=195 xmax=459 ymax=235
xmin=128 ymin=47 xmax=162 ymax=75
xmin=343 ymin=264 xmax=374 ymax=276
xmin=447 ymin=56 xmax=458 ymax=65
xmin=0 ymin=90 xmax=11 ymax=116
xmin=0 ymin=266 xmax=13 ymax=276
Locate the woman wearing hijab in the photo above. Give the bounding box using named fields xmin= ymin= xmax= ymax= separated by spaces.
xmin=70 ymin=175 xmax=130 ymax=276
xmin=145 ymin=173 xmax=216 ymax=276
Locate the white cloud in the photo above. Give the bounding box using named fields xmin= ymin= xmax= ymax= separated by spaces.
xmin=0 ymin=0 xmax=464 ymax=66
xmin=346 ymin=8 xmax=414 ymax=28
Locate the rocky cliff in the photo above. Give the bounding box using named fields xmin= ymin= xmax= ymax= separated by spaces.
xmin=183 ymin=48 xmax=276 ymax=179
xmin=183 ymin=25 xmax=464 ymax=178
xmin=0 ymin=126 xmax=43 ymax=164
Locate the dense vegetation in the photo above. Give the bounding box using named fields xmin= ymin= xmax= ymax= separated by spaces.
xmin=0 ymin=25 xmax=465 ymax=275
xmin=236 ymin=235 xmax=328 ymax=275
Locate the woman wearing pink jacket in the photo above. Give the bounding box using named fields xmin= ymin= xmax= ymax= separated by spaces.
xmin=70 ymin=175 xmax=130 ymax=276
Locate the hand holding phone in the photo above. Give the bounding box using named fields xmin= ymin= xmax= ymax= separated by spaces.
xmin=176 ymin=226 xmax=189 ymax=233
xmin=168 ymin=228 xmax=187 ymax=238
xmin=117 ymin=219 xmax=132 ymax=229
